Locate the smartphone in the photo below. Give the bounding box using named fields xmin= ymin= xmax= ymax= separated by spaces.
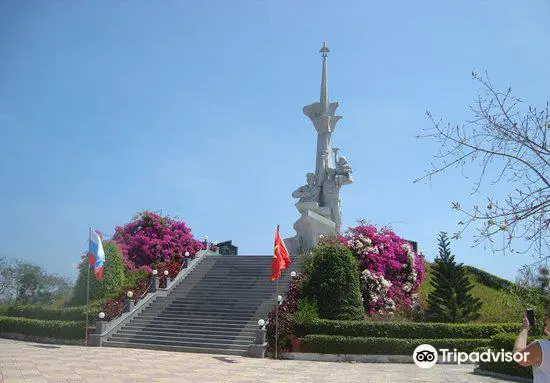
xmin=526 ymin=308 xmax=535 ymax=327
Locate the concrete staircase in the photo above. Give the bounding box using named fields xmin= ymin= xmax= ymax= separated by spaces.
xmin=103 ymin=255 xmax=294 ymax=355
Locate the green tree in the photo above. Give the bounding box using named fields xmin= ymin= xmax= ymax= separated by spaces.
xmin=1 ymin=260 xmax=73 ymax=305
xmin=304 ymin=244 xmax=364 ymax=320
xmin=71 ymin=241 xmax=125 ymax=306
xmin=427 ymin=232 xmax=482 ymax=323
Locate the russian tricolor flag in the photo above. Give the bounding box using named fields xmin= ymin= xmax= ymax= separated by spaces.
xmin=87 ymin=229 xmax=105 ymax=280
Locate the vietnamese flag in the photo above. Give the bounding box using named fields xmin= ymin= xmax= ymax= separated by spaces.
xmin=271 ymin=225 xmax=291 ymax=281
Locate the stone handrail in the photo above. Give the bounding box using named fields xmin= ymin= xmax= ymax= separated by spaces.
xmin=89 ymin=250 xmax=210 ymax=346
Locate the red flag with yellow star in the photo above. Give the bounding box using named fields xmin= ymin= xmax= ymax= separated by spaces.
xmin=271 ymin=225 xmax=291 ymax=281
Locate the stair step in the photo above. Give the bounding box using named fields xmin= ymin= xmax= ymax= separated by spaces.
xmin=107 ymin=336 xmax=251 ymax=348
xmin=159 ymin=305 xmax=258 ymax=312
xmin=140 ymin=315 xmax=260 ymax=326
xmin=138 ymin=315 xmax=255 ymax=322
xmin=112 ymin=332 xmax=254 ymax=344
xmin=127 ymin=323 xmax=257 ymax=332
xmin=119 ymin=327 xmax=256 ymax=337
xmin=130 ymin=317 xmax=258 ymax=326
xmin=102 ymin=340 xmax=248 ymax=356
xmin=170 ymin=298 xmax=268 ymax=303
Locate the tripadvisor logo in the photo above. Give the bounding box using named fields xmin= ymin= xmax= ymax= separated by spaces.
xmin=413 ymin=344 xmax=530 ymax=368
xmin=413 ymin=344 xmax=438 ymax=368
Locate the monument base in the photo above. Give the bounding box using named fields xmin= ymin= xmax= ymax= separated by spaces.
xmin=287 ymin=209 xmax=336 ymax=254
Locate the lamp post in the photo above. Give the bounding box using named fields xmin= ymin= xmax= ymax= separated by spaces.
xmin=256 ymin=319 xmax=266 ymax=344
xmin=150 ymin=270 xmax=159 ymax=293
xmin=95 ymin=312 xmax=107 ymax=334
xmin=184 ymin=251 xmax=190 ymax=267
xmin=203 ymin=235 xmax=208 ymax=250
xmin=124 ymin=291 xmax=134 ymax=312
xmin=164 ymin=269 xmax=170 ymax=287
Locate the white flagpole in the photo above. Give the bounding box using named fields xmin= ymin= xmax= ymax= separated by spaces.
xmin=275 ymin=276 xmax=279 ymax=359
xmin=85 ymin=228 xmax=91 ymax=346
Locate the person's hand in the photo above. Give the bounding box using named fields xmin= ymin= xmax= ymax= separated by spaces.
xmin=522 ymin=314 xmax=531 ymax=331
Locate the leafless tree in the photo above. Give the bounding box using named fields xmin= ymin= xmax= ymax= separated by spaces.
xmin=516 ymin=265 xmax=538 ymax=289
xmin=415 ymin=72 xmax=549 ymax=258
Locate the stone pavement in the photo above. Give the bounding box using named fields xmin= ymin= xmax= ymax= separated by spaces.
xmin=0 ymin=338 xmax=509 ymax=383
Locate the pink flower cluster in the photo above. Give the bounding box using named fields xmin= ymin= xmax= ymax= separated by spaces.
xmin=111 ymin=211 xmax=204 ymax=273
xmin=337 ymin=225 xmax=425 ymax=317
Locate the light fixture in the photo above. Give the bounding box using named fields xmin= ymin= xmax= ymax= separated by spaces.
xmin=258 ymin=319 xmax=265 ymax=327
xmin=319 ymin=234 xmax=324 ymax=239
xmin=98 ymin=312 xmax=105 ymax=319
xmin=164 ymin=270 xmax=169 ymax=276
xmin=127 ymin=291 xmax=133 ymax=298
xmin=277 ymin=295 xmax=283 ymax=302
xmin=152 ymin=269 xmax=158 ymax=276
xmin=291 ymin=271 xmax=297 ymax=277
xmin=204 ymin=235 xmax=208 ymax=241
xmin=185 ymin=251 xmax=190 ymax=257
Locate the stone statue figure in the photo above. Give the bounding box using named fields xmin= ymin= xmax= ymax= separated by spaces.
xmin=292 ymin=173 xmax=320 ymax=203
xmin=335 ymin=156 xmax=353 ymax=187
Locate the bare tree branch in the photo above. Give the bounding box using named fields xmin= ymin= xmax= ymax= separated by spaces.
xmin=416 ymin=72 xmax=549 ymax=258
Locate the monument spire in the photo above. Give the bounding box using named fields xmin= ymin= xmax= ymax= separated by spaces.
xmin=288 ymin=42 xmax=353 ymax=254
xmin=320 ymin=41 xmax=330 ymax=114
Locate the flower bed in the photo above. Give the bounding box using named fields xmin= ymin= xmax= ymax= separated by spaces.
xmin=336 ymin=225 xmax=425 ymax=318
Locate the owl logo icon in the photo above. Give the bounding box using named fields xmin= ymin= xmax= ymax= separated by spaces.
xmin=413 ymin=344 xmax=438 ymax=368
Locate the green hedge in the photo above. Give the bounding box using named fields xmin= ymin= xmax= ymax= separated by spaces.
xmin=300 ymin=334 xmax=490 ymax=355
xmin=0 ymin=305 xmax=86 ymax=321
xmin=296 ymin=319 xmax=520 ymax=339
xmin=475 ymin=333 xmax=537 ymax=379
xmin=464 ymin=266 xmax=513 ymax=290
xmin=0 ymin=316 xmax=85 ymax=339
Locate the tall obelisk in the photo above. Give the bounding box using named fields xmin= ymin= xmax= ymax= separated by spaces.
xmin=286 ymin=42 xmax=353 ymax=254
xmin=303 ymin=42 xmax=342 ymax=191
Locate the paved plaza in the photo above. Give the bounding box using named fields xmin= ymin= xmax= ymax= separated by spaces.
xmin=0 ymin=338 xmax=514 ymax=383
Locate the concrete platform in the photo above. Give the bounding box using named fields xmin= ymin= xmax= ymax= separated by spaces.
xmin=0 ymin=338 xmax=509 ymax=382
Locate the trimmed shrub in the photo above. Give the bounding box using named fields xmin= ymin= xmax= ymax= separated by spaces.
xmin=296 ymin=319 xmax=520 ymax=339
xmin=305 ymin=244 xmax=364 ymax=320
xmin=0 ymin=305 xmax=86 ymax=321
xmin=293 ymin=298 xmax=319 ymax=325
xmin=0 ymin=316 xmax=85 ymax=339
xmin=300 ymin=334 xmax=490 ymax=355
xmin=71 ymin=241 xmax=125 ymax=306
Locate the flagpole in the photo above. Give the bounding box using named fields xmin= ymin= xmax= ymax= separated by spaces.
xmin=275 ymin=276 xmax=279 ymax=359
xmin=85 ymin=228 xmax=91 ymax=346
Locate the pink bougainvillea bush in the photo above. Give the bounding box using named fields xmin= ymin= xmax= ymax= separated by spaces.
xmin=111 ymin=210 xmax=204 ymax=273
xmin=333 ymin=225 xmax=425 ymax=318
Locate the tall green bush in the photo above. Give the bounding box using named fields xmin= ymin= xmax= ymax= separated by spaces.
xmin=71 ymin=241 xmax=125 ymax=306
xmin=305 ymin=244 xmax=364 ymax=320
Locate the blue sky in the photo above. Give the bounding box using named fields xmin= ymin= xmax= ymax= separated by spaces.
xmin=0 ymin=1 xmax=548 ymax=282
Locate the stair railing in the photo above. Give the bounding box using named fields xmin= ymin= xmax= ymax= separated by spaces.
xmin=89 ymin=250 xmax=209 ymax=347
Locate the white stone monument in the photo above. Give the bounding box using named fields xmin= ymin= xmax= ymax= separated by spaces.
xmin=285 ymin=42 xmax=353 ymax=254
